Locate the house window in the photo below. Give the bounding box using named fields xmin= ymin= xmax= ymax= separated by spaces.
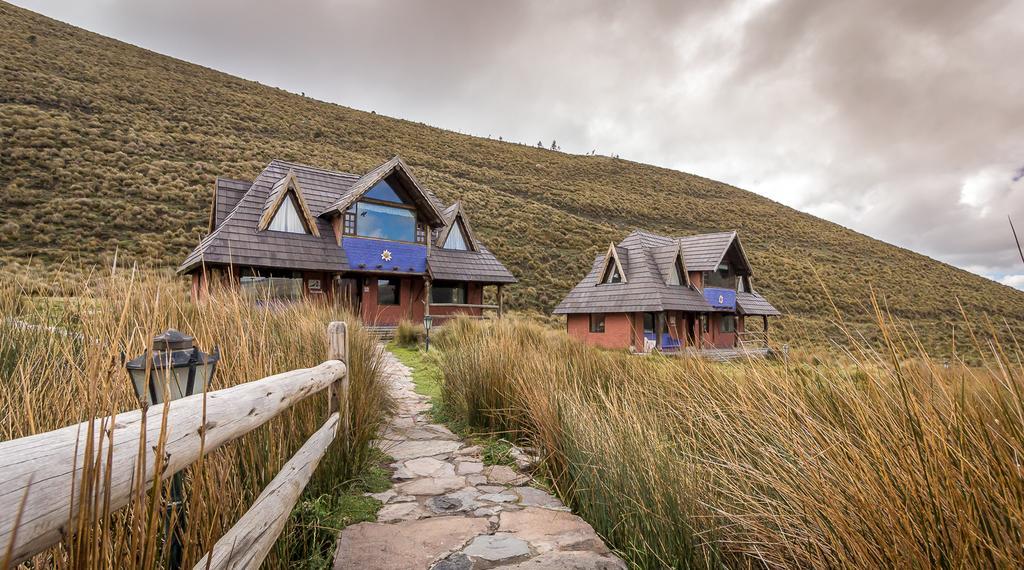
xmin=356 ymin=202 xmax=416 ymax=242
xmin=720 ymin=315 xmax=736 ymax=333
xmin=669 ymin=257 xmax=685 ymax=285
xmin=704 ymin=261 xmax=735 ymax=289
xmin=268 ymin=194 xmax=308 ymax=234
xmin=701 ymin=314 xmax=709 ymax=333
xmin=377 ymin=278 xmax=401 ymax=305
xmin=444 ymin=221 xmax=470 ymax=250
xmin=365 ymin=179 xmax=407 ymax=203
xmin=602 ymin=262 xmax=623 ymax=284
xmin=431 ymin=282 xmax=467 ymax=304
xmin=737 ymin=276 xmax=746 ymax=293
xmin=589 ymin=313 xmax=605 ymax=333
xmin=343 ymin=208 xmax=356 ymax=235
xmin=240 ymin=270 xmax=303 ymax=301
xmin=416 ymin=222 xmax=426 ymax=244
xmin=643 ymin=313 xmax=656 ymax=336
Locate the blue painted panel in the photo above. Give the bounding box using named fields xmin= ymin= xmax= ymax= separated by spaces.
xmin=342 ymin=237 xmax=427 ymax=273
xmin=703 ymin=287 xmax=737 ymax=310
xmin=644 ymin=333 xmax=682 ymax=350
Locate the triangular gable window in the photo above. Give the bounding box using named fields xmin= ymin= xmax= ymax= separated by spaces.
xmin=444 ymin=220 xmax=470 ymax=250
xmin=598 ymin=243 xmax=626 ymax=285
xmin=602 ymin=262 xmax=623 ymax=284
xmin=268 ymin=194 xmax=309 ymax=234
xmin=365 ymin=179 xmax=408 ymax=204
xmin=668 ymin=256 xmax=685 ymax=285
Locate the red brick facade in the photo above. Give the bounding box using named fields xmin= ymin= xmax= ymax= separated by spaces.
xmin=566 ymin=310 xmax=748 ymax=351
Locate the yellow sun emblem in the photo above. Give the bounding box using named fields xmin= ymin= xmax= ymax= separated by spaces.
xmin=381 ymin=249 xmax=393 ymax=262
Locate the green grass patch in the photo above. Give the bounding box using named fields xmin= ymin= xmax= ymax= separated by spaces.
xmin=387 ymin=342 xmax=442 ymax=401
xmin=387 ymin=342 xmax=517 ymax=465
xmin=283 ymin=449 xmax=394 ymax=568
xmin=479 ymin=438 xmax=517 ymax=468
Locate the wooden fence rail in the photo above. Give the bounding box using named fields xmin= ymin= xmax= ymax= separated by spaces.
xmin=0 ymin=321 xmax=351 ymax=568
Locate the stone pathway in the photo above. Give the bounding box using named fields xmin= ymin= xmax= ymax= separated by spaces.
xmin=334 ymin=350 xmax=626 ymax=570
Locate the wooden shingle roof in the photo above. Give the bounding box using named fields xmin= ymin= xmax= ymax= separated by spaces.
xmin=178 ymin=158 xmax=515 ymax=284
xmin=553 ymin=229 xmax=778 ymax=315
xmin=208 ymin=178 xmax=251 ymax=232
xmin=737 ymin=292 xmax=781 ymax=316
xmin=553 ymin=231 xmax=709 ymax=314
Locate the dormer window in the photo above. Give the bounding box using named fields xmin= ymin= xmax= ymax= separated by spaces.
xmin=717 ymin=262 xmax=730 ymax=280
xmin=444 ymin=220 xmax=470 ymax=250
xmin=598 ymin=243 xmax=627 ymax=285
xmin=668 ymin=257 xmax=685 ymax=286
xmin=365 ymin=179 xmax=406 ymax=203
xmin=268 ymin=194 xmax=309 ymax=234
xmin=602 ymin=263 xmax=623 ymax=284
xmin=257 ymin=171 xmax=320 ymax=237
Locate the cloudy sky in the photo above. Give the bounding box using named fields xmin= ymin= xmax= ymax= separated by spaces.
xmin=13 ymin=0 xmax=1024 ymax=288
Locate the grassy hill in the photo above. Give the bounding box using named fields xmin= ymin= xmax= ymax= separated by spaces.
xmin=1 ymin=1 xmax=1022 ymax=353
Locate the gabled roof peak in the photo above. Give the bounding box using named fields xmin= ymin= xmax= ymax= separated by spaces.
xmin=317 ymin=156 xmax=447 ymax=227
xmin=257 ymin=170 xmax=321 ymax=237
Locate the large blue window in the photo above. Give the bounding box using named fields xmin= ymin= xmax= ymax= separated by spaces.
xmin=356 ymin=202 xmax=416 ymax=242
xmin=365 ymin=180 xmax=406 ymax=203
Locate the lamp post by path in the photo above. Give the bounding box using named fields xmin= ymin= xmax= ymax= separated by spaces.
xmin=124 ymin=329 xmax=219 ymax=569
xmin=423 ymin=315 xmax=433 ymax=352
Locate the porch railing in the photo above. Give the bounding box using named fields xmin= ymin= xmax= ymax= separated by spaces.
xmin=737 ymin=330 xmax=769 ymax=349
xmin=0 ymin=322 xmax=352 ymax=569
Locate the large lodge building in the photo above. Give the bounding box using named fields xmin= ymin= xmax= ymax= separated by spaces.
xmin=179 ymin=156 xmax=779 ymax=353
xmin=178 ymin=157 xmax=516 ymax=325
xmin=553 ymin=230 xmax=780 ymax=352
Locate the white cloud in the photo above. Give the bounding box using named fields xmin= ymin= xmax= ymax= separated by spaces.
xmin=1001 ymin=275 xmax=1024 ymax=290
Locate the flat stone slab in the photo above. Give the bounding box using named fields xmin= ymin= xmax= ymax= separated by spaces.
xmin=455 ymin=460 xmax=484 ymax=475
xmin=365 ymin=490 xmax=396 ymax=504
xmin=395 ymin=475 xmax=467 ymax=496
xmin=383 ymin=424 xmax=460 ymax=441
xmin=385 ymin=439 xmax=462 ymax=461
xmin=499 ymin=507 xmax=609 ymax=554
xmin=461 ymin=533 xmax=531 ymax=562
xmin=479 ymin=492 xmax=519 ymax=503
xmin=433 ymin=553 xmax=473 ymax=570
xmin=335 ymin=517 xmax=489 ymax=570
xmin=376 ymin=502 xmax=427 ymax=523
xmin=404 ymin=457 xmax=457 ymax=477
xmin=514 ymin=486 xmax=565 ymax=509
xmin=504 ymin=550 xmax=627 ymax=569
xmin=428 ymin=487 xmax=482 ymax=514
xmin=484 ymin=465 xmax=530 ymax=486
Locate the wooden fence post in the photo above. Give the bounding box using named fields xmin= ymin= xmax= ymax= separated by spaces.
xmin=327 ymin=321 xmax=350 ymax=446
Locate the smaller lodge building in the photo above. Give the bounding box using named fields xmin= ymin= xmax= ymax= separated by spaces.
xmin=178 ymin=156 xmax=516 ymax=326
xmin=553 ymin=230 xmax=779 ymax=352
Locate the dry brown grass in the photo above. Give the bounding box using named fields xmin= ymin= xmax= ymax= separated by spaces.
xmin=435 ymin=315 xmax=1024 ymax=568
xmin=0 ymin=270 xmax=392 ymax=568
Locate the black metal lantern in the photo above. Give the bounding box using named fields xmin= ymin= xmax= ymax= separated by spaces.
xmin=125 ymin=329 xmax=219 ymax=405
xmin=423 ymin=315 xmax=433 ymax=352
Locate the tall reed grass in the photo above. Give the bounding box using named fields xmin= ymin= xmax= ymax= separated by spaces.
xmin=435 ymin=315 xmax=1024 ymax=568
xmin=0 ymin=270 xmax=391 ymax=568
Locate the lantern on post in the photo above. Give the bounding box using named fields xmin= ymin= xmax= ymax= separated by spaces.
xmin=124 ymin=329 xmax=219 ymax=405
xmin=423 ymin=315 xmax=433 ymax=352
xmin=123 ymin=329 xmax=219 ymax=570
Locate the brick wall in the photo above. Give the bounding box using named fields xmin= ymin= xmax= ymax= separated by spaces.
xmin=567 ymin=313 xmax=636 ymax=350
